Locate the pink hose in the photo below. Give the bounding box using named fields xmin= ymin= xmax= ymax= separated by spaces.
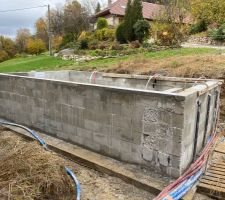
xmin=154 ymin=132 xmax=219 ymax=200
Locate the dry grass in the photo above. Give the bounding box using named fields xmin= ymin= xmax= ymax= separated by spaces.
xmin=104 ymin=54 xmax=225 ymax=79
xmin=0 ymin=128 xmax=75 ymax=200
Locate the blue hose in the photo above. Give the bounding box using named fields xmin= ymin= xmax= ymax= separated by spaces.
xmin=65 ymin=167 xmax=81 ymax=200
xmin=0 ymin=120 xmax=81 ymax=199
xmin=0 ymin=120 xmax=47 ymax=149
xmin=163 ymin=169 xmax=203 ymax=200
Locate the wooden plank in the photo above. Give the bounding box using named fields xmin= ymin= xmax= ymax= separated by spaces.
xmin=198 ymin=182 xmax=225 ymax=194
xmin=198 ymin=183 xmax=225 ymax=199
xmin=210 ymin=163 xmax=225 ymax=169
xmin=208 ymin=169 xmax=225 ymax=177
xmin=210 ymin=166 xmax=225 ymax=173
xmin=200 ymin=179 xmax=225 ymax=189
xmin=202 ymin=176 xmax=225 ymax=185
xmin=206 ymin=172 xmax=225 ymax=180
xmin=212 ymin=161 xmax=225 ymax=167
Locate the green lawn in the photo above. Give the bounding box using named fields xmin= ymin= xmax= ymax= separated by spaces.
xmin=0 ymin=48 xmax=222 ymax=73
xmin=0 ymin=55 xmax=74 ymax=73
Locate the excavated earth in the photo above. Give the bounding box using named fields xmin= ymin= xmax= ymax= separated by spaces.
xmin=0 ymin=126 xmax=155 ymax=200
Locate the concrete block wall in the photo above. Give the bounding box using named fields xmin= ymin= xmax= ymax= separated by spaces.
xmin=0 ymin=73 xmax=221 ymax=178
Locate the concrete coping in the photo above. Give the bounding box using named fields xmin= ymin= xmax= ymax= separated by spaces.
xmin=0 ymin=71 xmax=221 ymax=99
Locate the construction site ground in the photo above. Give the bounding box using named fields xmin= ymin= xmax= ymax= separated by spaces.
xmin=0 ymin=125 xmax=160 ymax=200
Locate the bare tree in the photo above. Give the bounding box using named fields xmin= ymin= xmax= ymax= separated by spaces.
xmin=15 ymin=28 xmax=31 ymax=53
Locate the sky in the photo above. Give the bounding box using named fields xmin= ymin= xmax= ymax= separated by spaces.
xmin=0 ymin=0 xmax=107 ymax=39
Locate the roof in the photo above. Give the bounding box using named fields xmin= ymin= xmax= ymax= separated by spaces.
xmin=94 ymin=0 xmax=191 ymax=24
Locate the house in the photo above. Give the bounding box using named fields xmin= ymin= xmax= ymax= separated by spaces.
xmin=93 ymin=0 xmax=191 ymax=28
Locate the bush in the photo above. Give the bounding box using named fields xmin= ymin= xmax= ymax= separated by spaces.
xmin=151 ymin=22 xmax=187 ymax=46
xmin=130 ymin=40 xmax=141 ymax=48
xmin=133 ymin=20 xmax=150 ymax=43
xmin=95 ymin=28 xmax=115 ymax=41
xmin=111 ymin=42 xmax=124 ymax=50
xmin=79 ymin=39 xmax=89 ymax=49
xmin=190 ymin=20 xmax=207 ymax=34
xmin=88 ymin=39 xmax=98 ymax=50
xmin=26 ymin=38 xmax=46 ymax=54
xmin=210 ymin=25 xmax=225 ymax=41
xmin=97 ymin=17 xmax=108 ymax=30
xmin=116 ymin=23 xmax=126 ymax=44
xmin=0 ymin=50 xmax=9 ymax=62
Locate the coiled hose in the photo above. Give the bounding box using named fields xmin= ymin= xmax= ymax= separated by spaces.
xmin=0 ymin=120 xmax=81 ymax=200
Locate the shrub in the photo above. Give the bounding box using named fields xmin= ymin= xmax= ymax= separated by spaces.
xmin=98 ymin=42 xmax=108 ymax=50
xmin=52 ymin=36 xmax=63 ymax=51
xmin=111 ymin=42 xmax=124 ymax=50
xmin=190 ymin=20 xmax=207 ymax=34
xmin=151 ymin=22 xmax=187 ymax=46
xmin=210 ymin=25 xmax=225 ymax=41
xmin=133 ymin=20 xmax=150 ymax=42
xmin=96 ymin=17 xmax=108 ymax=30
xmin=79 ymin=39 xmax=89 ymax=49
xmin=26 ymin=38 xmax=46 ymax=54
xmin=88 ymin=39 xmax=98 ymax=50
xmin=95 ymin=28 xmax=115 ymax=41
xmin=0 ymin=50 xmax=9 ymax=62
xmin=130 ymin=40 xmax=141 ymax=48
xmin=116 ymin=23 xmax=126 ymax=44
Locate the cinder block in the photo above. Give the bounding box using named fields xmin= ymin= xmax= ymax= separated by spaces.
xmin=158 ymin=152 xmax=170 ymax=167
xmin=142 ymin=146 xmax=154 ymax=162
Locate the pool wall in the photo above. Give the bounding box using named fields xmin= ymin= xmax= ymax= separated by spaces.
xmin=0 ymin=72 xmax=222 ymax=177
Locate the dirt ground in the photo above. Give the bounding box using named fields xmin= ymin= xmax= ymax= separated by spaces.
xmin=0 ymin=126 xmax=155 ymax=200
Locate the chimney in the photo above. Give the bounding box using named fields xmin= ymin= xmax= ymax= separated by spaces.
xmin=108 ymin=0 xmax=112 ymax=6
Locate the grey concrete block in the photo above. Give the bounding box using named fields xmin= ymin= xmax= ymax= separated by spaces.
xmin=158 ymin=152 xmax=170 ymax=167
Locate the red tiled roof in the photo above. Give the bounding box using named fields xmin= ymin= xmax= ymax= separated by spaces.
xmin=94 ymin=0 xmax=191 ymax=23
xmin=94 ymin=0 xmax=164 ymax=20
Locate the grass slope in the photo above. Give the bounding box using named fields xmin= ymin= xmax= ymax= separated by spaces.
xmin=0 ymin=55 xmax=74 ymax=73
xmin=0 ymin=48 xmax=222 ymax=73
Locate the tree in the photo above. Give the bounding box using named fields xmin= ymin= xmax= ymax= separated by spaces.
xmin=95 ymin=2 xmax=101 ymax=13
xmin=52 ymin=36 xmax=63 ymax=51
xmin=63 ymin=0 xmax=89 ymax=42
xmin=26 ymin=38 xmax=47 ymax=55
xmin=97 ymin=17 xmax=108 ymax=30
xmin=190 ymin=0 xmax=225 ymax=25
xmin=116 ymin=22 xmax=126 ymax=43
xmin=132 ymin=0 xmax=144 ymax=22
xmin=118 ymin=0 xmax=144 ymax=42
xmin=0 ymin=50 xmax=9 ymax=62
xmin=133 ymin=20 xmax=150 ymax=42
xmin=0 ymin=36 xmax=17 ymax=58
xmin=50 ymin=7 xmax=64 ymax=36
xmin=123 ymin=0 xmax=135 ymax=41
xmin=16 ymin=28 xmax=31 ymax=53
xmin=152 ymin=0 xmax=190 ymax=46
xmin=35 ymin=18 xmax=48 ymax=48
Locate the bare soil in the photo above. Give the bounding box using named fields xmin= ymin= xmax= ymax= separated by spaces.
xmin=0 ymin=127 xmax=155 ymax=200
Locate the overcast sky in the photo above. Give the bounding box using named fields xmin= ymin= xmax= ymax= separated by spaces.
xmin=0 ymin=0 xmax=107 ymax=39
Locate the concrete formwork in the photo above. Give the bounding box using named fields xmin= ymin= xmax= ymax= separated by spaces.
xmin=0 ymin=71 xmax=222 ymax=178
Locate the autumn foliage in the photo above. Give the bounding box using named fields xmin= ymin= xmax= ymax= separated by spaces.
xmin=26 ymin=38 xmax=47 ymax=55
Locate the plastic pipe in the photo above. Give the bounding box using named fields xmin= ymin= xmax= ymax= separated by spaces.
xmin=0 ymin=120 xmax=47 ymax=149
xmin=65 ymin=167 xmax=81 ymax=200
xmin=0 ymin=120 xmax=81 ymax=200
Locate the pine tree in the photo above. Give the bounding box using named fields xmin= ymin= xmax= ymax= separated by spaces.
xmin=132 ymin=0 xmax=144 ymax=22
xmin=95 ymin=2 xmax=101 ymax=14
xmin=123 ymin=0 xmax=134 ymax=41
